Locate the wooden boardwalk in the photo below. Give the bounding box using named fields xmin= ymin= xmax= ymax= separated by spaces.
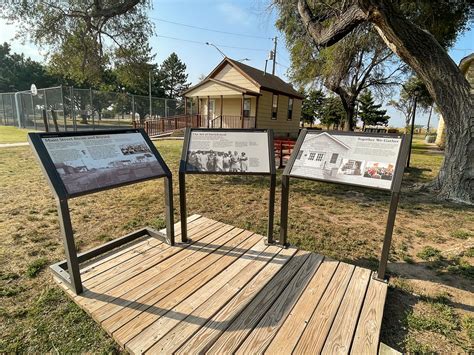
xmin=54 ymin=215 xmax=387 ymax=354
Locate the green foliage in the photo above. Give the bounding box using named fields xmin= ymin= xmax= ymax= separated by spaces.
xmin=0 ymin=1 xmax=153 ymax=85
xmin=26 ymin=258 xmax=49 ymax=278
xmin=159 ymin=53 xmax=190 ymax=99
xmin=0 ymin=43 xmax=57 ymax=91
xmin=301 ymin=89 xmax=325 ymax=125
xmin=320 ymin=96 xmax=345 ymax=128
xmin=416 ymin=246 xmax=442 ymax=261
xmin=450 ymin=229 xmax=471 ymax=240
xmin=358 ymin=90 xmax=389 ymax=127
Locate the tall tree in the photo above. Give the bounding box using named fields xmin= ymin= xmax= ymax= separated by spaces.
xmin=358 ymin=90 xmax=389 ymax=128
xmin=0 ymin=1 xmax=153 ymax=85
xmin=320 ymin=96 xmax=346 ymax=129
xmin=301 ymin=89 xmax=326 ymax=126
xmin=389 ymin=76 xmax=434 ymax=129
xmin=159 ymin=53 xmax=190 ymax=99
xmin=290 ymin=0 xmax=473 ymax=203
xmin=275 ymin=5 xmax=403 ymax=131
xmin=0 ymin=43 xmax=57 ymax=91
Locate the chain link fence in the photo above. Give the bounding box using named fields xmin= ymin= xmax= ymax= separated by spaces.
xmin=0 ymin=86 xmax=195 ymax=132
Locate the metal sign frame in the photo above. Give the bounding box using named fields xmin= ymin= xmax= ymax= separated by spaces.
xmin=279 ymin=129 xmax=410 ymax=280
xmin=179 ymin=128 xmax=277 ymax=244
xmin=28 ymin=128 xmax=175 ymax=294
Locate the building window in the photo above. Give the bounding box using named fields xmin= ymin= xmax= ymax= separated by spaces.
xmin=330 ymin=153 xmax=338 ymax=164
xmin=308 ymin=152 xmax=316 ymax=160
xmin=243 ymin=98 xmax=251 ymax=117
xmin=287 ymin=98 xmax=293 ymax=120
xmin=315 ymin=153 xmax=325 ymax=161
xmin=272 ymin=94 xmax=278 ymax=119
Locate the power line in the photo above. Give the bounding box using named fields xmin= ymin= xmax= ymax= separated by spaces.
xmin=155 ymin=34 xmax=268 ymax=52
xmin=151 ymin=17 xmax=272 ymax=40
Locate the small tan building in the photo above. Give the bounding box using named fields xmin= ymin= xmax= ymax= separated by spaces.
xmin=183 ymin=57 xmax=304 ymax=137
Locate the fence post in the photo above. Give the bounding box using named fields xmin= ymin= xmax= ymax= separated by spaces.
xmin=61 ymin=86 xmax=67 ymax=131
xmin=132 ymin=94 xmax=135 ymax=125
xmin=30 ymin=93 xmax=37 ymax=130
xmin=14 ymin=92 xmax=22 ymax=128
xmin=70 ymin=86 xmax=76 ymax=132
xmin=145 ymin=121 xmax=149 ymax=134
xmin=165 ymin=99 xmax=168 ymax=117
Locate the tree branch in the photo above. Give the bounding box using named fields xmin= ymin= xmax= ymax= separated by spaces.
xmin=297 ymin=0 xmax=367 ymax=47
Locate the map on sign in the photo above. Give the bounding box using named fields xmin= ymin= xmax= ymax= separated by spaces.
xmin=290 ymin=131 xmax=403 ymax=190
xmin=41 ymin=132 xmax=166 ymax=194
xmin=186 ymin=131 xmax=270 ymax=173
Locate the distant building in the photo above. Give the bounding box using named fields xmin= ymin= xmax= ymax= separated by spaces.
xmin=436 ymin=53 xmax=474 ymax=147
xmin=183 ymin=57 xmax=304 ymax=138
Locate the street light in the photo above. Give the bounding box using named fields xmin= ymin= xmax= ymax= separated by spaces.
xmin=206 ymin=42 xmax=227 ymax=58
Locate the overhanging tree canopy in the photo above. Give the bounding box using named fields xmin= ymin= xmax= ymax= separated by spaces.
xmin=290 ymin=0 xmax=473 ymax=203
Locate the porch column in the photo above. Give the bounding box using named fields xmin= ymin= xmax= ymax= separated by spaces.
xmin=241 ymin=93 xmax=244 ymax=128
xmin=197 ymin=96 xmax=200 ymax=114
xmin=184 ymin=96 xmax=188 ymax=115
xmin=207 ymin=95 xmax=210 ymax=128
xmin=220 ymin=95 xmax=223 ymax=128
xmin=255 ymin=95 xmax=259 ymax=129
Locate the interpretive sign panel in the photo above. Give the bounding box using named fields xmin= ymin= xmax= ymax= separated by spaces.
xmin=185 ymin=130 xmax=271 ymax=174
xmin=289 ymin=131 xmax=403 ymax=190
xmin=29 ymin=130 xmax=168 ymax=197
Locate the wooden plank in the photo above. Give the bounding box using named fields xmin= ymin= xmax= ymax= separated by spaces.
xmin=265 ymin=259 xmax=339 ymax=354
xmin=83 ymin=218 xmax=211 ymax=288
xmin=203 ymin=250 xmax=310 ymax=355
xmin=80 ymin=214 xmax=202 ymax=276
xmin=70 ymin=220 xmax=229 ymax=314
xmin=236 ymin=253 xmax=324 ymax=354
xmin=293 ymin=262 xmax=355 ymax=354
xmin=97 ymin=227 xmax=249 ymax=329
xmin=119 ymin=232 xmax=265 ymax=350
xmin=110 ymin=231 xmax=259 ymax=346
xmin=84 ymin=219 xmax=223 ymax=292
xmin=126 ymin=240 xmax=280 ymax=354
xmin=87 ymin=223 xmax=237 ymax=318
xmin=322 ymin=267 xmax=371 ymax=355
xmin=350 ymin=276 xmax=388 ymax=355
xmin=151 ymin=247 xmax=298 ymax=355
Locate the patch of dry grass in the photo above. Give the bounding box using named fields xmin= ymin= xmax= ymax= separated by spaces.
xmin=0 ymin=135 xmax=472 ymax=353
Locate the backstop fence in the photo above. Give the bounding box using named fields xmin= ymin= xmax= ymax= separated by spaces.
xmin=0 ymin=86 xmax=193 ymax=132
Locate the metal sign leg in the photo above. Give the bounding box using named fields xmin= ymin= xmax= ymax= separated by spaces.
xmin=279 ymin=175 xmax=290 ymax=247
xmin=266 ymin=173 xmax=276 ymax=244
xmin=377 ymin=191 xmax=400 ymax=280
xmin=179 ymin=172 xmax=188 ymax=243
xmin=57 ymin=199 xmax=83 ymax=294
xmin=164 ymin=176 xmax=175 ymax=246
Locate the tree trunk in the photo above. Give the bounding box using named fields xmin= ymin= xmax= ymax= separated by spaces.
xmin=358 ymin=0 xmax=473 ymax=203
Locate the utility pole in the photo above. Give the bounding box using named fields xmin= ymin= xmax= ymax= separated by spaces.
xmin=272 ymin=36 xmax=277 ymax=75
xmin=149 ymin=70 xmax=152 ymax=118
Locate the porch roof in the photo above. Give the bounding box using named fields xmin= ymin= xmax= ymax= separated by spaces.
xmin=183 ymin=78 xmax=261 ymax=97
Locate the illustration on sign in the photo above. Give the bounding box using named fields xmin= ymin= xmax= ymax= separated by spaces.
xmin=186 ymin=131 xmax=270 ymax=173
xmin=42 ymin=132 xmax=165 ymax=194
xmin=290 ymin=132 xmax=402 ymax=189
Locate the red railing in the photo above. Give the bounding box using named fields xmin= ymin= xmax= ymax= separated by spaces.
xmin=274 ymin=138 xmax=296 ymax=168
xmin=133 ymin=114 xmax=202 ymax=136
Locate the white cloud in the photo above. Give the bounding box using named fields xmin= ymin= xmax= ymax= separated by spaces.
xmin=217 ymin=2 xmax=251 ymax=26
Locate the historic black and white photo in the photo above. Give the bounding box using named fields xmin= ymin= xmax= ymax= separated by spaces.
xmin=290 ymin=132 xmax=402 ymax=189
xmin=42 ymin=132 xmax=165 ymax=194
xmin=186 ymin=131 xmax=270 ymax=173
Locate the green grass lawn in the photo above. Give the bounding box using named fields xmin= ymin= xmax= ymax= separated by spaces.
xmin=0 ymin=126 xmax=33 ymax=143
xmin=0 ymin=129 xmax=472 ymax=353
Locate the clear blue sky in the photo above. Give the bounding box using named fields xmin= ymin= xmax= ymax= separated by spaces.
xmin=0 ymin=0 xmax=472 ymax=127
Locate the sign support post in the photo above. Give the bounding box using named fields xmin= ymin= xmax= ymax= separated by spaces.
xmin=57 ymin=198 xmax=83 ymax=294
